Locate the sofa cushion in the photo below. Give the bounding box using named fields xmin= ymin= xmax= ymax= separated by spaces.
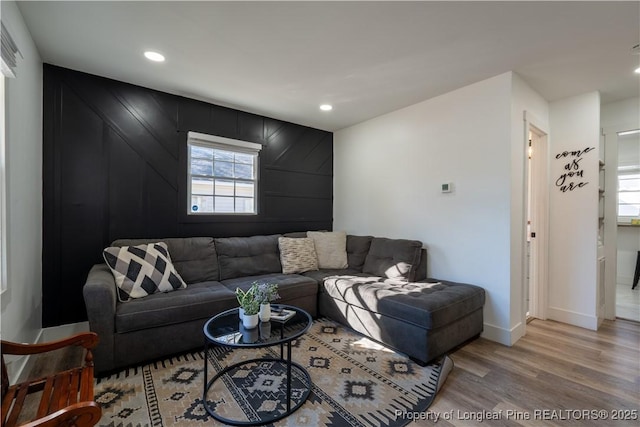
xmin=215 ymin=235 xmax=282 ymax=280
xmin=221 ymin=273 xmax=318 ymax=301
xmin=346 ymin=235 xmax=374 ymax=271
xmin=115 ymin=281 xmax=236 ymax=333
xmin=308 ymin=231 xmax=348 ymax=269
xmin=278 ymin=237 xmax=319 ymax=274
xmin=301 ymin=269 xmax=363 ymax=284
xmin=362 ymin=238 xmax=422 ymax=281
xmin=111 ymin=237 xmax=219 ymax=283
xmin=322 ymin=276 xmax=485 ymax=330
xmin=104 ymin=242 xmax=187 ymax=302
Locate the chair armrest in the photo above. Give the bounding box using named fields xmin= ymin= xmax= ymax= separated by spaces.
xmin=1 ymin=332 xmax=98 ymax=356
xmin=20 ymin=401 xmax=101 ymax=427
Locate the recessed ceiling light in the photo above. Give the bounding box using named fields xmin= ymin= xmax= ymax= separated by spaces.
xmin=144 ymin=51 xmax=165 ymax=62
xmin=635 ymin=67 xmax=640 ymax=74
xmin=320 ymin=104 xmax=333 ymax=111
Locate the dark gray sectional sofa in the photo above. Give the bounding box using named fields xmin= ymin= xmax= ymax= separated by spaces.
xmin=83 ymin=234 xmax=485 ymax=375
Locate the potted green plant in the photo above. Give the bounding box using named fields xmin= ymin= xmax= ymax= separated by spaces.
xmin=254 ymin=282 xmax=280 ymax=322
xmin=236 ymin=286 xmax=260 ymax=329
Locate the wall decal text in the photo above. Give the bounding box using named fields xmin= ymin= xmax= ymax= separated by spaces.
xmin=555 ymin=147 xmax=595 ymax=193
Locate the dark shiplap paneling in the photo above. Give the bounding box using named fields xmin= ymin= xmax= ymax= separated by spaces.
xmin=43 ymin=64 xmax=333 ymax=326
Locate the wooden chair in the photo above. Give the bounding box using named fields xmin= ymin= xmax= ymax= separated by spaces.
xmin=1 ymin=332 xmax=101 ymax=427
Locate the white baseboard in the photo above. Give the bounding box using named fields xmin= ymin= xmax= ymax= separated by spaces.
xmin=41 ymin=321 xmax=89 ymax=342
xmin=547 ymin=306 xmax=598 ymax=331
xmin=6 ymin=328 xmax=44 ymax=384
xmin=617 ymin=275 xmax=633 ymax=286
xmin=8 ymin=322 xmax=90 ymax=384
xmin=481 ymin=322 xmax=523 ymax=346
xmin=511 ymin=320 xmax=526 ymax=344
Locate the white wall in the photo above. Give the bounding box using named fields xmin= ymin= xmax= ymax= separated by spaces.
xmin=335 ymin=72 xmax=521 ymax=344
xmin=335 ymin=72 xmax=607 ymax=341
xmin=601 ymin=97 xmax=639 ymax=129
xmin=0 ymin=0 xmax=43 ymax=377
xmin=548 ymin=92 xmax=600 ymax=329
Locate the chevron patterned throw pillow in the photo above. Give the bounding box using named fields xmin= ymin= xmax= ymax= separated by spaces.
xmin=103 ymin=242 xmax=187 ymax=302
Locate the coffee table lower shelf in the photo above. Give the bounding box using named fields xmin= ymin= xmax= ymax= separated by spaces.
xmin=203 ymin=357 xmax=312 ymax=426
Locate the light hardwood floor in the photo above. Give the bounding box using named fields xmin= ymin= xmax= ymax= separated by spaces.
xmin=415 ymin=318 xmax=640 ymax=427
xmin=617 ymin=284 xmax=640 ymax=322
xmin=15 ymin=318 xmax=639 ymax=426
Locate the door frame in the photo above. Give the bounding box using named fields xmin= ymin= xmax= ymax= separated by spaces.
xmin=523 ymin=111 xmax=550 ymax=324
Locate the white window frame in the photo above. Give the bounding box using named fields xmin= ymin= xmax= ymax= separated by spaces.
xmin=617 ymin=165 xmax=640 ymax=223
xmin=187 ymin=131 xmax=262 ymax=215
xmin=1 ymin=21 xmax=22 ymax=294
xmin=0 ymin=75 xmax=6 ymax=294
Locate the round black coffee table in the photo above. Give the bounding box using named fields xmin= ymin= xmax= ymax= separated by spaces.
xmin=202 ymin=305 xmax=312 ymax=426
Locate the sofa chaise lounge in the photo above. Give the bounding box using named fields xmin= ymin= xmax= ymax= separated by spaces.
xmin=84 ymin=233 xmax=485 ymax=375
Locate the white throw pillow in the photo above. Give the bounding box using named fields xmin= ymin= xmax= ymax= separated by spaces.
xmin=307 ymin=231 xmax=348 ymax=269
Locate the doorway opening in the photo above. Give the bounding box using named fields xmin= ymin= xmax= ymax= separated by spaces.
xmin=615 ymin=129 xmax=640 ymax=322
xmin=524 ymin=116 xmax=549 ymax=323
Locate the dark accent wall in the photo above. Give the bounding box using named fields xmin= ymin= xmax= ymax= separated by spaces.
xmin=43 ymin=64 xmax=333 ymax=327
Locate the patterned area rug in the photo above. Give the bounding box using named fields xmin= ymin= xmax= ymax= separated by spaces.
xmin=95 ymin=318 xmax=453 ymax=427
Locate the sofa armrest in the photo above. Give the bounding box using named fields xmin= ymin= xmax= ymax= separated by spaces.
xmin=83 ymin=264 xmax=117 ymax=374
xmin=414 ymin=248 xmax=428 ymax=282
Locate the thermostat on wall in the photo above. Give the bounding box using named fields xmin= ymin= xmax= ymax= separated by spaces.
xmin=441 ymin=183 xmax=453 ymax=193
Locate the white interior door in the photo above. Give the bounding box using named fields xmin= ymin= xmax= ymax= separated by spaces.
xmin=524 ymin=116 xmax=549 ymax=322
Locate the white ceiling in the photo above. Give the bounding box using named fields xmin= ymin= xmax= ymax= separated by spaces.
xmin=16 ymin=1 xmax=640 ymax=132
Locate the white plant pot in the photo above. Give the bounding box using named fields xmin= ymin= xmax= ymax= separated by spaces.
xmin=238 ymin=307 xmax=245 ymax=319
xmin=259 ymin=303 xmax=271 ymax=322
xmin=242 ymin=313 xmax=259 ymax=329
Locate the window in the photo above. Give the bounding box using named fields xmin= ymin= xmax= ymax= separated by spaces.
xmin=618 ymin=166 xmax=640 ymax=220
xmin=1 ymin=21 xmax=21 ymax=294
xmin=187 ymin=131 xmax=262 ymax=214
xmin=0 ymin=76 xmax=6 ymax=294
